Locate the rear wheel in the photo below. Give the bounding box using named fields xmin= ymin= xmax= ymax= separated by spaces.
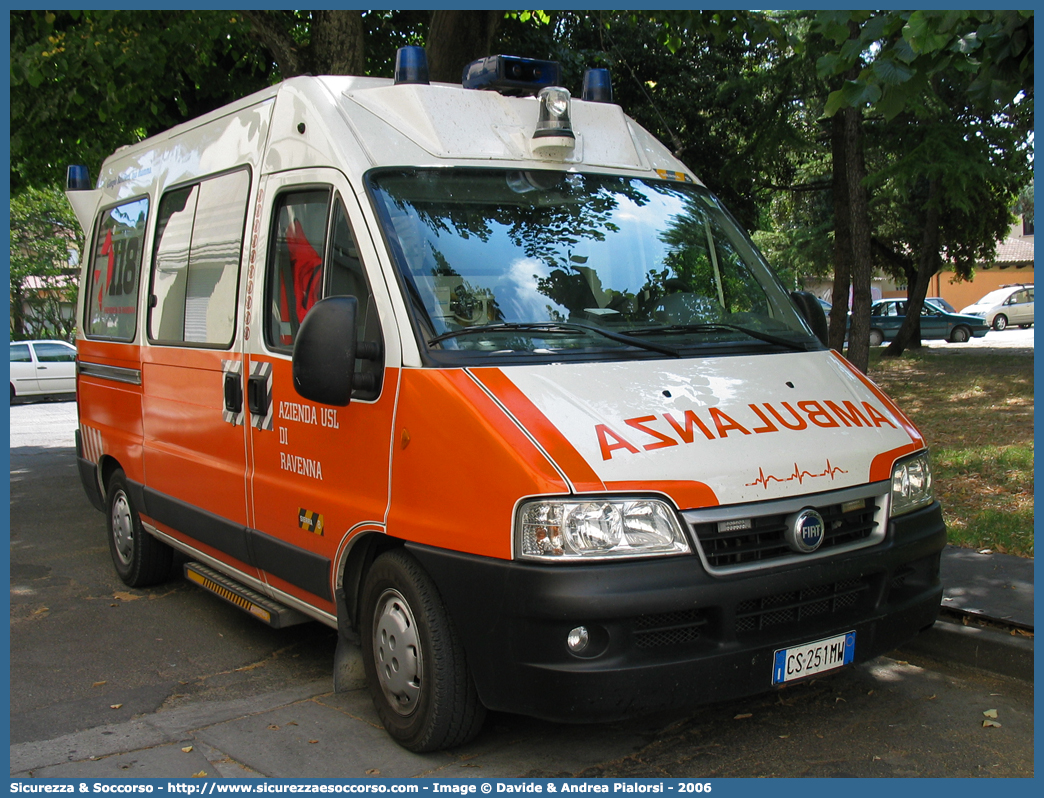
xmin=993 ymin=314 xmax=1008 ymax=331
xmin=106 ymin=469 xmax=172 ymax=587
xmin=949 ymin=326 xmax=970 ymax=343
xmin=868 ymin=329 xmax=884 ymax=346
xmin=1019 ymin=323 xmax=1033 ymax=329
xmin=361 ymin=548 xmax=485 ymax=752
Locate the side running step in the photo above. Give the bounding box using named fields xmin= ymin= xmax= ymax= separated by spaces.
xmin=184 ymin=562 xmax=309 ymax=628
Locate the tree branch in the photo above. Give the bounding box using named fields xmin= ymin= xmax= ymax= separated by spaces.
xmin=241 ymin=10 xmax=303 ymax=78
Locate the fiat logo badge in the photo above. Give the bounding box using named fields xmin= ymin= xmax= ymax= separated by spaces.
xmin=785 ymin=508 xmax=826 ymax=553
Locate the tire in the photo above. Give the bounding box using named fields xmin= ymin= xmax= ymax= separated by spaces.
xmin=993 ymin=314 xmax=1008 ymax=331
xmin=361 ymin=548 xmax=485 ymax=752
xmin=10 ymin=383 xmax=15 ymax=401
xmin=949 ymin=326 xmax=970 ymax=343
xmin=1019 ymin=323 xmax=1033 ymax=329
xmin=868 ymin=329 xmax=884 ymax=346
xmin=106 ymin=469 xmax=173 ymax=588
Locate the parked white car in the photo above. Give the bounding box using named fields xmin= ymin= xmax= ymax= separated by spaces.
xmin=960 ymin=284 xmax=1034 ymax=331
xmin=10 ymin=340 xmax=77 ymax=401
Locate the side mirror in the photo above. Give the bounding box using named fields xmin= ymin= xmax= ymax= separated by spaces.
xmin=790 ymin=291 xmax=829 ymax=347
xmin=292 ymin=296 xmax=381 ymax=406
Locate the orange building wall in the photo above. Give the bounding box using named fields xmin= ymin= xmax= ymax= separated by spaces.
xmin=931 ymin=268 xmax=1034 ymax=312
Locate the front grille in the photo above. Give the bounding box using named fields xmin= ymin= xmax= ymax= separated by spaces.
xmin=633 ymin=608 xmax=709 ymax=649
xmin=689 ymin=495 xmax=881 ymax=569
xmin=734 ymin=576 xmax=870 ymax=635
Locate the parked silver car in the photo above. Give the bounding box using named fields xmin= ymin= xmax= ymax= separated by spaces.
xmin=9 ymin=340 xmax=77 ymax=401
xmin=960 ymin=284 xmax=1034 ymax=331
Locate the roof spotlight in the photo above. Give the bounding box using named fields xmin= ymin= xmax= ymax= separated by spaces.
xmin=532 ymin=86 xmax=576 ymax=154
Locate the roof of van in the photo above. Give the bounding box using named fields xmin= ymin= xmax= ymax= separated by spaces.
xmin=98 ymin=75 xmax=695 ymax=187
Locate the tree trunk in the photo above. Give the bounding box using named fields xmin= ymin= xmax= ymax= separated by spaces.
xmin=242 ymin=11 xmax=304 ymax=78
xmin=243 ymin=10 xmax=365 ymax=77
xmin=886 ymin=177 xmax=943 ymax=356
xmin=427 ymin=10 xmax=502 ymax=84
xmin=310 ymin=10 xmax=365 ymax=75
xmin=828 ymin=112 xmax=852 ymax=352
xmin=841 ymin=102 xmax=873 ymax=374
xmin=10 ymin=287 xmax=27 ymax=340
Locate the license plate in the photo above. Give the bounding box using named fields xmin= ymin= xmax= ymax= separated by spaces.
xmin=772 ymin=631 xmax=856 ymax=685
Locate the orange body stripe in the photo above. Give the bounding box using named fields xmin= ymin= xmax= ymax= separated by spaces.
xmin=469 ymin=368 xmax=606 ymax=493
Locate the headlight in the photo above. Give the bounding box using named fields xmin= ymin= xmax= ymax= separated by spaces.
xmin=516 ymin=498 xmax=690 ymax=561
xmin=890 ymin=451 xmax=934 ymax=516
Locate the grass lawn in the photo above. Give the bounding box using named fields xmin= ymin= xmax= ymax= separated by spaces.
xmin=867 ymin=348 xmax=1034 ymax=557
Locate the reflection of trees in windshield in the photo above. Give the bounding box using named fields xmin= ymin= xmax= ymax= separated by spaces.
xmin=376 ymin=171 xmax=654 ymax=323
xmin=372 ymin=170 xmax=778 ymax=339
xmin=651 ymin=193 xmax=769 ymax=321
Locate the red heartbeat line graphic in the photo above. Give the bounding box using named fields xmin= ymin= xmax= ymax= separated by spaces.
xmin=746 ymin=459 xmax=848 ymax=489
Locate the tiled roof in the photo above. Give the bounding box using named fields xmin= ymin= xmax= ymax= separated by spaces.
xmin=992 ymin=233 xmax=1034 ymax=266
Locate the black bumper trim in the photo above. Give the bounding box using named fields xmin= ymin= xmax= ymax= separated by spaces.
xmin=407 ymin=502 xmax=946 ymax=723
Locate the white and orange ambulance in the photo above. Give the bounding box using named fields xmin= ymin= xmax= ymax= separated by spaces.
xmin=68 ymin=49 xmax=945 ymax=752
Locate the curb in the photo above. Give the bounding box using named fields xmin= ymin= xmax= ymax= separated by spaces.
xmin=896 ymin=617 xmax=1034 ymax=682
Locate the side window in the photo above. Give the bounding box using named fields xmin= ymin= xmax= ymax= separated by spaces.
xmin=265 ymin=190 xmax=331 ymax=349
xmin=148 ymin=170 xmax=250 ymax=347
xmin=326 ymin=198 xmax=383 ymax=395
xmin=326 ymin=197 xmax=379 ymax=348
xmin=264 ymin=189 xmax=382 ymax=393
xmin=10 ymin=344 xmax=32 ymax=363
xmin=33 ymin=343 xmax=76 ymax=362
xmin=85 ymin=197 xmax=149 ymax=341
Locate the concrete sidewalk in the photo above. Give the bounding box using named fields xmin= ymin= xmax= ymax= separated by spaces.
xmin=897 ymin=545 xmax=1034 ymax=680
xmin=11 ymin=545 xmax=1033 ymax=780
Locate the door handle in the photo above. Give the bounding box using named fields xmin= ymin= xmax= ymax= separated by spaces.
xmin=247 ymin=373 xmax=269 ymax=417
xmin=224 ymin=372 xmax=243 ymax=413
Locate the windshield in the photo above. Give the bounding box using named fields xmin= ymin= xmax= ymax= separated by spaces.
xmin=368 ymin=169 xmax=818 ymax=363
xmin=971 ymin=289 xmax=1012 ymax=307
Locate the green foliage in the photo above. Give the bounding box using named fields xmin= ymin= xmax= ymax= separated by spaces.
xmin=813 ymin=10 xmax=1033 ymax=119
xmin=10 ymin=185 xmax=85 ymax=340
xmin=10 ymin=10 xmax=273 ymax=191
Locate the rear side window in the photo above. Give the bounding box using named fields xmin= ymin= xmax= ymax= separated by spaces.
xmin=33 ymin=343 xmax=76 ymax=362
xmin=10 ymin=344 xmax=32 ymax=363
xmin=85 ymin=197 xmax=149 ymax=341
xmin=149 ymin=170 xmax=251 ymax=347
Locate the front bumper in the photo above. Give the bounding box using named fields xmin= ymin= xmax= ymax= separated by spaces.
xmin=408 ymin=502 xmax=946 ymax=723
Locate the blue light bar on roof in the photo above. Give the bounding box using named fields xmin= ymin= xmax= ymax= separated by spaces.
xmin=462 ymin=55 xmax=561 ymax=95
xmin=395 ymin=46 xmax=430 ymax=85
xmin=66 ymin=165 xmax=92 ymax=191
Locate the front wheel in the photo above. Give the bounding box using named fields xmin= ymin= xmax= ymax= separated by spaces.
xmin=868 ymin=329 xmax=884 ymax=346
xmin=993 ymin=314 xmax=1008 ymax=331
xmin=106 ymin=469 xmax=173 ymax=587
xmin=361 ymin=549 xmax=485 ymax=752
xmin=949 ymin=326 xmax=970 ymax=343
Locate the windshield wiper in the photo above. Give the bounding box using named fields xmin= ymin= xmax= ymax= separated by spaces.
xmin=428 ymin=321 xmax=681 ymax=357
xmin=625 ymin=323 xmax=814 ymax=352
